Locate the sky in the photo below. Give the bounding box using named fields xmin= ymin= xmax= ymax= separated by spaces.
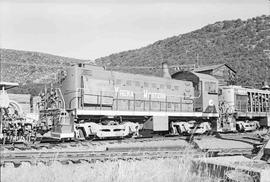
xmin=0 ymin=0 xmax=269 ymax=60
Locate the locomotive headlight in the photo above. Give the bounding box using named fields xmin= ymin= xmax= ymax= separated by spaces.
xmin=208 ymin=99 xmax=214 ymax=106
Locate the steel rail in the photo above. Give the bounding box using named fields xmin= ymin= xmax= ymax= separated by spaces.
xmin=0 ymin=149 xmax=202 ymax=167
xmin=0 ymin=132 xmax=263 ymax=152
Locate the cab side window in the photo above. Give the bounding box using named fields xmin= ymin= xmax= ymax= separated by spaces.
xmin=205 ymin=81 xmax=217 ymax=94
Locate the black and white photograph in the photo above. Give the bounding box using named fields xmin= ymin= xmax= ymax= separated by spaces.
xmin=0 ymin=0 xmax=270 ymax=181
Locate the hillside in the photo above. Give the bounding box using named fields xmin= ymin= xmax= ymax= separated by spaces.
xmin=0 ymin=49 xmax=87 ymax=95
xmin=95 ymin=15 xmax=270 ymax=87
xmin=1 ymin=15 xmax=270 ymax=95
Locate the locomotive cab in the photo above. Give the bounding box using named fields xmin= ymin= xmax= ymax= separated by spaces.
xmin=171 ymin=71 xmax=219 ymax=133
xmin=171 ymin=71 xmax=219 ymax=114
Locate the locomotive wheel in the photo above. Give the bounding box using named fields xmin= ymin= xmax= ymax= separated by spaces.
xmin=175 ymin=125 xmax=182 ymax=135
xmin=78 ymin=129 xmax=85 ymax=140
xmin=87 ymin=135 xmax=95 ymax=140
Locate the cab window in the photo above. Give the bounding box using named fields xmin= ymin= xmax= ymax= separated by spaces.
xmin=205 ymin=81 xmax=217 ymax=94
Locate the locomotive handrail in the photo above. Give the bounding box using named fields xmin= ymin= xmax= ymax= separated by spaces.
xmin=111 ymin=98 xmax=193 ymax=112
xmin=235 ymin=99 xmax=270 ymax=115
xmin=74 ymin=88 xmax=196 ymax=101
xmin=56 ymin=88 xmax=66 ymax=110
xmin=68 ymin=96 xmax=79 ymax=109
xmin=76 ymin=88 xmax=196 ymax=99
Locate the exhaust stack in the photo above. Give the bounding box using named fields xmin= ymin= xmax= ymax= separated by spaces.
xmin=162 ymin=62 xmax=171 ymax=79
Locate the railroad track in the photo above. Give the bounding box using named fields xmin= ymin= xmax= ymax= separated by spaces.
xmin=0 ymin=136 xmax=181 ymax=151
xmin=0 ymin=148 xmax=203 ymax=167
xmin=0 ymin=132 xmax=263 ymax=152
xmin=0 ymin=134 xmax=193 ymax=152
xmin=0 ymin=132 xmax=265 ymax=168
xmin=0 ymin=146 xmax=257 ymax=168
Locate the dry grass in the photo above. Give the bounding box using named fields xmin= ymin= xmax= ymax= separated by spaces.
xmin=1 ymin=151 xmax=214 ymax=182
xmin=3 ymin=148 xmax=267 ymax=182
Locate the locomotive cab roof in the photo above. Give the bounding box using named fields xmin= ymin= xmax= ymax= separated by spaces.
xmin=171 ymin=71 xmax=218 ymax=85
xmin=0 ymin=82 xmax=19 ymax=90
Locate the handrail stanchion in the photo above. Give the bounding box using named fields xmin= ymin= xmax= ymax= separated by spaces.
xmin=165 ymin=96 xmax=167 ymax=112
xmin=149 ymin=95 xmax=151 ymax=111
xmin=128 ymin=99 xmax=130 ymax=111
xmin=143 ymin=100 xmax=145 ymax=111
xmin=116 ymin=92 xmax=119 ymax=110
xmin=100 ymin=91 xmax=102 ymax=110
xmin=133 ymin=93 xmax=136 ymax=111
xmin=180 ymin=97 xmax=182 ymax=112
xmin=81 ymin=88 xmax=84 ymax=109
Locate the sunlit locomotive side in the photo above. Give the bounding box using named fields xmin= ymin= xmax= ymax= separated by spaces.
xmin=49 ymin=63 xmax=219 ymax=139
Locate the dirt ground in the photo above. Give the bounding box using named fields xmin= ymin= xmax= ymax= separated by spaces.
xmin=194 ymin=137 xmax=253 ymax=150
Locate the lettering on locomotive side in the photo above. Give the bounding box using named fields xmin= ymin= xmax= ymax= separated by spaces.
xmin=114 ymin=87 xmax=166 ymax=99
xmin=114 ymin=87 xmax=134 ymax=97
xmin=143 ymin=90 xmax=166 ymax=99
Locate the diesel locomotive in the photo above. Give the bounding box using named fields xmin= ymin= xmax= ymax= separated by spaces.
xmin=0 ymin=62 xmax=270 ymax=142
xmin=37 ymin=62 xmax=219 ymax=140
